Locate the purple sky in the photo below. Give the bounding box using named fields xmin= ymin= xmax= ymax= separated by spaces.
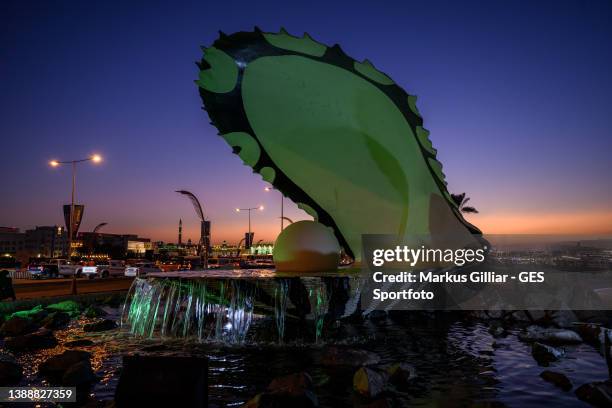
xmin=1 ymin=0 xmax=611 ymax=244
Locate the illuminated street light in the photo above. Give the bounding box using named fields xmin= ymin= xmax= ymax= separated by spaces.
xmin=49 ymin=153 xmax=103 ymax=295
xmin=264 ymin=185 xmax=285 ymax=232
xmin=235 ymin=206 xmax=264 ymax=249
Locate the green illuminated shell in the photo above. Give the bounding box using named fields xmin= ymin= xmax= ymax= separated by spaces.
xmin=197 ymin=28 xmax=481 ymax=260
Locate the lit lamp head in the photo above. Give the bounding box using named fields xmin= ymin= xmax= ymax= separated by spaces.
xmin=91 ymin=154 xmax=102 ymax=163
xmin=49 ymin=160 xmax=59 ymax=167
xmin=264 ymin=187 xmax=271 ymax=192
xmin=258 ymin=205 xmax=264 ymax=211
xmin=235 ymin=208 xmax=240 ymax=212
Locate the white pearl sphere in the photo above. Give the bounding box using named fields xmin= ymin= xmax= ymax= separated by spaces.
xmin=274 ymin=220 xmax=340 ymax=272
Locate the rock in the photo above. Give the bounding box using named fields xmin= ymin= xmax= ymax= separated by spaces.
xmin=83 ymin=319 xmax=117 ymax=332
xmin=140 ymin=344 xmax=168 ymax=352
xmin=0 ymin=354 xmax=23 ymax=386
xmin=115 ymin=355 xmax=208 ymax=408
xmin=367 ymin=311 xmax=388 ymax=322
xmin=62 ymin=360 xmax=96 ymax=386
xmin=39 ymin=350 xmax=92 ymax=382
xmin=0 ymin=316 xmax=37 ymax=337
xmin=540 ymin=370 xmax=572 ymax=391
xmin=244 ymin=372 xmax=318 ymax=407
xmin=65 ymin=339 xmax=95 ymax=347
xmin=488 ymin=324 xmax=506 ymax=338
xmin=83 ymin=305 xmax=107 ymax=318
xmin=41 ymin=312 xmax=71 ymax=329
xmin=519 ymin=325 xmax=582 ymax=345
xmin=575 ymin=380 xmax=612 ymax=407
xmin=319 ymin=347 xmax=380 ymax=367
xmin=386 ymin=363 xmax=416 ymax=389
xmin=532 ymin=342 xmax=564 ymax=366
xmin=353 ymin=367 xmax=387 ymax=398
xmin=573 ymin=323 xmax=602 ymax=344
xmin=4 ymin=328 xmax=57 ymax=351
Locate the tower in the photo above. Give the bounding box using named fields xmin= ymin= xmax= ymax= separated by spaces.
xmin=178 ymin=219 xmax=182 ymax=246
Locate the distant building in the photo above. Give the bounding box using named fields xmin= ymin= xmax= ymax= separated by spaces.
xmin=24 ymin=226 xmax=67 ymax=259
xmin=78 ymin=232 xmax=152 ymax=258
xmin=0 ymin=227 xmax=25 ymax=257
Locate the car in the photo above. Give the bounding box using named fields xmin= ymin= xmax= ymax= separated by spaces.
xmin=57 ymin=259 xmax=84 ymax=278
xmin=125 ymin=262 xmax=162 ymax=277
xmin=28 ymin=259 xmax=80 ymax=279
xmin=27 ymin=262 xmax=59 ymax=279
xmin=79 ymin=260 xmax=127 ymax=279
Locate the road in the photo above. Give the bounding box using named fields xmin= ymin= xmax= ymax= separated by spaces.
xmin=13 ymin=277 xmax=134 ymax=299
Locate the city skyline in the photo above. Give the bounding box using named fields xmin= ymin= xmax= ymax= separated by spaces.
xmin=2 ymin=0 xmax=611 ymax=244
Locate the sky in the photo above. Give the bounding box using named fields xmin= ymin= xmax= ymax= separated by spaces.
xmin=1 ymin=0 xmax=611 ymax=244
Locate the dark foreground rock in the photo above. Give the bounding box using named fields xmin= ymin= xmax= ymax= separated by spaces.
xmin=519 ymin=325 xmax=583 ymax=345
xmin=115 ymin=355 xmax=207 ymax=408
xmin=0 ymin=316 xmax=37 ymax=337
xmin=540 ymin=370 xmax=572 ymax=391
xmin=39 ymin=350 xmax=92 ymax=382
xmin=243 ymin=372 xmax=318 ymax=408
xmin=41 ymin=312 xmax=71 ymax=329
xmin=39 ymin=349 xmax=95 ymax=405
xmin=575 ymin=380 xmax=612 ymax=407
xmin=83 ymin=305 xmax=107 ymax=318
xmin=0 ymin=354 xmax=23 ymax=386
xmin=83 ymin=318 xmax=117 ymax=332
xmin=386 ymin=363 xmax=416 ymax=389
xmin=353 ymin=367 xmax=387 ymax=398
xmin=65 ymin=339 xmax=95 ymax=347
xmin=572 ymin=323 xmax=603 ymax=344
xmin=532 ymin=342 xmax=564 ymax=366
xmin=4 ymin=328 xmax=57 ymax=351
xmin=319 ymin=347 xmax=380 ymax=367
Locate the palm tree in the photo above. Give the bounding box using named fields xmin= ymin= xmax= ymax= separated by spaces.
xmin=451 ymin=193 xmax=479 ymax=214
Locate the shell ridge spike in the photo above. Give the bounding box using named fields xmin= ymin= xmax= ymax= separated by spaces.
xmin=254 ymin=26 xmax=263 ymax=33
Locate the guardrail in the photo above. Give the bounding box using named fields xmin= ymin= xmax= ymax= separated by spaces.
xmin=8 ymin=269 xmax=30 ymax=279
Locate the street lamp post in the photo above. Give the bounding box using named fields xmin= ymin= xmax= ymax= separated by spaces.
xmin=264 ymin=186 xmax=284 ymax=232
xmin=49 ymin=154 xmax=102 ymax=294
xmin=235 ymin=206 xmax=264 ymax=249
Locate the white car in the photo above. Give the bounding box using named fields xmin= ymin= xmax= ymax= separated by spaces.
xmin=80 ymin=260 xmax=127 ymax=279
xmin=125 ymin=262 xmax=162 ymax=277
xmin=57 ymin=260 xmax=84 ymax=277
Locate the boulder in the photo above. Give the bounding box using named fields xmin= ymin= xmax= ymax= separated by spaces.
xmin=519 ymin=325 xmax=582 ymax=345
xmin=115 ymin=355 xmax=207 ymax=408
xmin=572 ymin=323 xmax=602 ymax=344
xmin=386 ymin=363 xmax=416 ymax=389
xmin=532 ymin=342 xmax=564 ymax=366
xmin=540 ymin=370 xmax=572 ymax=391
xmin=4 ymin=328 xmax=57 ymax=351
xmin=83 ymin=305 xmax=107 ymax=318
xmin=488 ymin=324 xmax=506 ymax=338
xmin=65 ymin=339 xmax=95 ymax=347
xmin=0 ymin=354 xmax=23 ymax=386
xmin=319 ymin=347 xmax=380 ymax=367
xmin=0 ymin=316 xmax=37 ymax=337
xmin=62 ymin=360 xmax=96 ymax=386
xmin=353 ymin=367 xmax=387 ymax=398
xmin=39 ymin=350 xmax=92 ymax=382
xmin=83 ymin=319 xmax=117 ymax=332
xmin=41 ymin=312 xmax=71 ymax=329
xmin=575 ymin=380 xmax=612 ymax=407
xmin=244 ymin=372 xmax=318 ymax=408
